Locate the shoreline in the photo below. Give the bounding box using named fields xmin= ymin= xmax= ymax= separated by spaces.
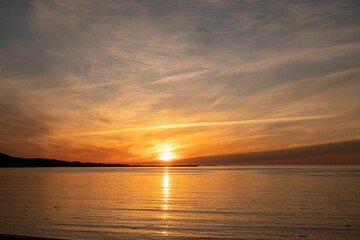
xmin=0 ymin=234 xmax=65 ymax=240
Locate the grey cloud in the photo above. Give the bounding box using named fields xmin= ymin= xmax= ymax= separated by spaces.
xmin=0 ymin=88 xmax=53 ymax=157
xmin=0 ymin=91 xmax=51 ymax=139
xmin=0 ymin=0 xmax=31 ymax=43
xmin=176 ymin=139 xmax=360 ymax=165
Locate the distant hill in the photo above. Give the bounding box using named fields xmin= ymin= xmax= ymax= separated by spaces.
xmin=176 ymin=140 xmax=360 ymax=165
xmin=0 ymin=153 xmax=129 ymax=168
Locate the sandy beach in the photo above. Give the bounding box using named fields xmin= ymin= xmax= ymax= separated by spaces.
xmin=0 ymin=234 xmax=64 ymax=240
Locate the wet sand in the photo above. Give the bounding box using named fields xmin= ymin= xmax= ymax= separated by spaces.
xmin=0 ymin=234 xmax=64 ymax=240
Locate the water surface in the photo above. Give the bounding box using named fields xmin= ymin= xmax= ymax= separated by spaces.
xmin=0 ymin=166 xmax=359 ymax=239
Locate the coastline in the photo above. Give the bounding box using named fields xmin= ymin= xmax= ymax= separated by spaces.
xmin=0 ymin=234 xmax=64 ymax=240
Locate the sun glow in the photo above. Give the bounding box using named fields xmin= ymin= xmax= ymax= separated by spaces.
xmin=159 ymin=151 xmax=175 ymax=161
xmin=156 ymin=142 xmax=178 ymax=162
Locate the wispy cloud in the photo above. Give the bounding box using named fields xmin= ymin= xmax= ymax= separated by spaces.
xmin=0 ymin=0 xmax=359 ymax=162
xmin=45 ymin=114 xmax=344 ymax=138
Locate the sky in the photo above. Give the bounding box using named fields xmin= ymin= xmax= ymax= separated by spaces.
xmin=0 ymin=0 xmax=359 ymax=164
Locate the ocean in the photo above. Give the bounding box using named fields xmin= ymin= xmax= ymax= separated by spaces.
xmin=0 ymin=166 xmax=359 ymax=239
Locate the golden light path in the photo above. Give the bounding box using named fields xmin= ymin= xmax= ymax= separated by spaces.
xmin=161 ymin=167 xmax=171 ymax=236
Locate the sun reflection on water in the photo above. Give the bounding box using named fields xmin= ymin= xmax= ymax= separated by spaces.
xmin=161 ymin=167 xmax=170 ymax=236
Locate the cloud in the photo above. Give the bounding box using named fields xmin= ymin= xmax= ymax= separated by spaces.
xmin=0 ymin=0 xmax=359 ymax=162
xmin=0 ymin=86 xmax=53 ymax=157
xmin=27 ymin=114 xmax=343 ymax=138
xmin=175 ymin=140 xmax=360 ymax=165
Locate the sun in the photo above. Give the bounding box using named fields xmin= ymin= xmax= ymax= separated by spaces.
xmin=155 ymin=141 xmax=178 ymax=162
xmin=159 ymin=151 xmax=175 ymax=161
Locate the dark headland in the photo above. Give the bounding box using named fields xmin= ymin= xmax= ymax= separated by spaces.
xmin=0 ymin=152 xmax=129 ymax=167
xmin=0 ymin=153 xmax=197 ymax=168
